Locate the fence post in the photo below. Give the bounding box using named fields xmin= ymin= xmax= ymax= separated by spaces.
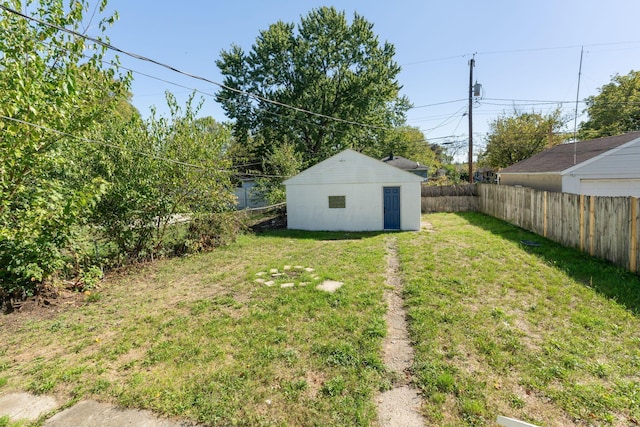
xmin=543 ymin=191 xmax=547 ymax=238
xmin=631 ymin=197 xmax=638 ymax=273
xmin=579 ymin=194 xmax=585 ymax=252
xmin=589 ymin=195 xmax=596 ymax=256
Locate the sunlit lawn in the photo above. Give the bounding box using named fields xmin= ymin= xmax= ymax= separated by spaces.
xmin=398 ymin=212 xmax=640 ymax=426
xmin=2 ymin=213 xmax=640 ymax=426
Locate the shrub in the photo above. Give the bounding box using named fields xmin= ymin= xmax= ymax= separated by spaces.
xmin=186 ymin=212 xmax=248 ymax=252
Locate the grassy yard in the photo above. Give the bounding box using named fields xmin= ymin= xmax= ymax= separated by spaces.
xmin=397 ymin=213 xmax=640 ymax=426
xmin=0 ymin=230 xmax=391 ymax=426
xmin=1 ymin=213 xmax=639 ymax=426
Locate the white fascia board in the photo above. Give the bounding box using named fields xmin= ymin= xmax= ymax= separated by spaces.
xmin=561 ymin=136 xmax=640 ymax=176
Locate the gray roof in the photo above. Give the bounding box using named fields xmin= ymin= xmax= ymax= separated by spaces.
xmin=381 ymin=153 xmax=428 ymax=171
xmin=499 ymin=131 xmax=640 ymax=174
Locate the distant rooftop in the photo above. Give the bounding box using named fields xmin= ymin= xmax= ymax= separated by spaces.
xmin=381 ymin=152 xmax=428 ymax=172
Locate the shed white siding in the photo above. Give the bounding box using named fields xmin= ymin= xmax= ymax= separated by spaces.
xmin=284 ymin=150 xmax=422 ymax=231
xmin=562 ymin=137 xmax=640 ymax=196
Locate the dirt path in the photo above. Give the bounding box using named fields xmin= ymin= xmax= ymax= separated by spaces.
xmin=376 ymin=237 xmax=425 ymax=427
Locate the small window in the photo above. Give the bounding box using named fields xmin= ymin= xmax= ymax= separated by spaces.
xmin=328 ymin=195 xmax=346 ymax=209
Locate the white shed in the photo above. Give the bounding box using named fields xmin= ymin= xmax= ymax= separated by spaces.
xmin=499 ymin=132 xmax=640 ymax=196
xmin=283 ymin=149 xmax=423 ymax=231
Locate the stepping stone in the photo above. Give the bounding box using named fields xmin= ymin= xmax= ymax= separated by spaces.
xmin=304 ymin=267 xmax=315 ymax=272
xmin=294 ymin=265 xmax=304 ymax=269
xmin=269 ymin=268 xmax=278 ymax=273
xmin=0 ymin=392 xmax=58 ymax=422
xmin=280 ymin=283 xmax=295 ymax=288
xmin=316 ymin=280 xmax=344 ymax=293
xmin=255 ymin=278 xmax=266 ymax=284
xmin=283 ymin=265 xmax=292 ymax=270
xmin=264 ymin=281 xmax=275 ymax=287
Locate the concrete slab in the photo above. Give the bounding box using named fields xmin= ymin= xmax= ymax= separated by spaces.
xmin=0 ymin=392 xmax=59 ymax=422
xmin=376 ymin=386 xmax=424 ymax=427
xmin=45 ymin=400 xmax=193 ymax=427
xmin=316 ymin=280 xmax=344 ymax=293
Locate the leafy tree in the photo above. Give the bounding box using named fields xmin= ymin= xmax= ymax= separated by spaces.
xmin=216 ymin=6 xmax=410 ymax=167
xmin=579 ymin=70 xmax=640 ymax=139
xmin=0 ymin=0 xmax=129 ymax=295
xmin=481 ymin=109 xmax=567 ymax=169
xmin=86 ymin=93 xmax=235 ymax=261
xmin=254 ymin=141 xmax=303 ymax=204
xmin=370 ymin=126 xmax=441 ymax=170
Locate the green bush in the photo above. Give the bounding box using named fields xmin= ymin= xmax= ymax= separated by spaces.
xmin=186 ymin=212 xmax=248 ymax=252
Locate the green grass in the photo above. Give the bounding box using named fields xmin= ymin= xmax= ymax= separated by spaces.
xmin=1 ymin=230 xmax=390 ymax=426
xmin=3 ymin=214 xmax=640 ymax=426
xmin=397 ymin=212 xmax=640 ymax=426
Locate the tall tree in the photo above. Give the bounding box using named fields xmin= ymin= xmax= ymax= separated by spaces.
xmin=579 ymin=70 xmax=640 ymax=140
xmin=481 ymin=109 xmax=567 ymax=169
xmin=216 ymin=6 xmax=410 ymax=167
xmin=0 ymin=0 xmax=129 ymax=294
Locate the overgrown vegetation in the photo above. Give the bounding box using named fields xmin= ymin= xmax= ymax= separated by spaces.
xmin=0 ymin=1 xmax=239 ymax=304
xmin=397 ymin=213 xmax=640 ymax=426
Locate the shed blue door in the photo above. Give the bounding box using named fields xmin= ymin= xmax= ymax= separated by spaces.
xmin=383 ymin=187 xmax=400 ymax=230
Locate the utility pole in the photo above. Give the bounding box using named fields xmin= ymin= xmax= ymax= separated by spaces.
xmin=468 ymin=54 xmax=475 ymax=183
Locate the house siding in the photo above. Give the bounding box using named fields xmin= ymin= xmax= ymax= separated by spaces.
xmin=562 ymin=138 xmax=640 ymax=196
xmin=499 ymin=173 xmax=562 ymax=192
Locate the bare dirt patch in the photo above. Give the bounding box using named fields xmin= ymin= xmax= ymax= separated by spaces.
xmin=420 ymin=220 xmax=435 ymax=233
xmin=376 ymin=237 xmax=425 ymax=426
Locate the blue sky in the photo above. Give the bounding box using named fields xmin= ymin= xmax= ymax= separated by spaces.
xmin=100 ymin=0 xmax=640 ymax=159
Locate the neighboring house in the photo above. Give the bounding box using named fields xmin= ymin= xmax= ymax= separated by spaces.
xmin=498 ymin=131 xmax=640 ymax=196
xmin=283 ymin=149 xmax=423 ymax=231
xmin=474 ymin=167 xmax=497 ymax=183
xmin=381 ymin=152 xmax=429 ymax=180
xmin=234 ymin=178 xmax=268 ymax=209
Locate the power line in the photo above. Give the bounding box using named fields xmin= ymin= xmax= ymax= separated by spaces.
xmin=403 ymin=41 xmax=640 ymax=67
xmin=0 ymin=114 xmax=292 ymax=178
xmin=423 ymin=105 xmax=468 ymax=134
xmin=0 ymin=4 xmax=398 ymax=133
xmin=410 ymin=99 xmax=466 ymax=109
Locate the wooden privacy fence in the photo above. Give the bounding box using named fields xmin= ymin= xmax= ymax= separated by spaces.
xmin=421 ymin=184 xmax=478 ymax=213
xmin=477 ymin=184 xmax=640 ymax=274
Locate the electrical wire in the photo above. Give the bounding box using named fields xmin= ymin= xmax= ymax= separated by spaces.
xmin=422 ymin=105 xmax=468 ymax=135
xmin=0 ymin=114 xmax=292 ymax=178
xmin=403 ymin=41 xmax=640 ymax=67
xmin=0 ymin=4 xmax=400 ymax=133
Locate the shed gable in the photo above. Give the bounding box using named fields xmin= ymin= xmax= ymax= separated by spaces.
xmin=283 ymin=149 xmax=423 ymax=186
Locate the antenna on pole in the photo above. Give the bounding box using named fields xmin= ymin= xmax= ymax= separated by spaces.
xmin=468 ymin=53 xmax=476 ymax=183
xmin=573 ymin=46 xmax=584 ymax=165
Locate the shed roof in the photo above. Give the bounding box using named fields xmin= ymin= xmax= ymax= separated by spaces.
xmin=499 ymin=131 xmax=640 ymax=174
xmin=283 ymin=149 xmax=424 ymax=185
